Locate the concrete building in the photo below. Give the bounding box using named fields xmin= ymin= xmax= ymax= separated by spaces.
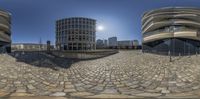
xmin=11 ymin=43 xmax=48 ymax=51
xmin=133 ymin=40 xmax=139 ymax=46
xmin=108 ymin=37 xmax=117 ymax=48
xmin=142 ymin=7 xmax=200 ymax=55
xmin=133 ymin=40 xmax=139 ymax=49
xmin=118 ymin=40 xmax=133 ymax=49
xmin=104 ymin=40 xmax=108 ymax=48
xmin=56 ymin=17 xmax=96 ymax=51
xmin=0 ymin=9 xmax=11 ymax=53
xmin=96 ymin=39 xmax=104 ymax=49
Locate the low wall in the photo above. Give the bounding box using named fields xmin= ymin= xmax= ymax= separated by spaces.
xmin=51 ymin=50 xmax=119 ymax=59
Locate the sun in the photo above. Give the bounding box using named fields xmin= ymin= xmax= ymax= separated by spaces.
xmin=97 ymin=25 xmax=104 ymax=31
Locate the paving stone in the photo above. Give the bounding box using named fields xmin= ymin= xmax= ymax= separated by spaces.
xmin=10 ymin=93 xmax=35 ymax=96
xmin=16 ymin=89 xmax=27 ymax=93
xmin=64 ymin=88 xmax=76 ymax=93
xmin=65 ymin=85 xmax=74 ymax=89
xmin=85 ymin=94 xmax=142 ymax=98
xmin=50 ymin=92 xmax=66 ymax=97
xmin=8 ymin=96 xmax=68 ymax=99
xmin=27 ymin=84 xmax=35 ymax=90
xmin=0 ymin=91 xmax=9 ymax=97
xmin=135 ymin=92 xmax=162 ymax=97
xmin=161 ymin=89 xmax=170 ymax=94
xmin=101 ymin=88 xmax=119 ymax=94
xmin=70 ymin=92 xmax=94 ymax=97
xmin=0 ymin=51 xmax=200 ymax=98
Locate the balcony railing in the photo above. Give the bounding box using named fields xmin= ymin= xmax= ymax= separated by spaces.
xmin=143 ymin=27 xmax=197 ymax=38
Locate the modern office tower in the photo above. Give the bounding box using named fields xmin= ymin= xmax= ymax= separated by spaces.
xmin=104 ymin=39 xmax=108 ymax=48
xmin=133 ymin=40 xmax=139 ymax=49
xmin=0 ymin=9 xmax=11 ymax=53
xmin=142 ymin=7 xmax=200 ymax=55
xmin=108 ymin=37 xmax=117 ymax=48
xmin=118 ymin=40 xmax=133 ymax=49
xmin=96 ymin=39 xmax=104 ymax=49
xmin=56 ymin=17 xmax=96 ymax=51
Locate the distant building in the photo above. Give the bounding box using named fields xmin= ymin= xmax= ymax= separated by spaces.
xmin=118 ymin=40 xmax=133 ymax=49
xmin=11 ymin=43 xmax=51 ymax=51
xmin=0 ymin=9 xmax=11 ymax=53
xmin=108 ymin=37 xmax=117 ymax=48
xmin=96 ymin=39 xmax=104 ymax=49
xmin=56 ymin=17 xmax=96 ymax=51
xmin=133 ymin=40 xmax=139 ymax=49
xmin=104 ymin=40 xmax=108 ymax=48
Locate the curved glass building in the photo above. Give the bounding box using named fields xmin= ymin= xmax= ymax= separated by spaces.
xmin=56 ymin=17 xmax=96 ymax=51
xmin=0 ymin=9 xmax=11 ymax=53
xmin=142 ymin=7 xmax=200 ymax=55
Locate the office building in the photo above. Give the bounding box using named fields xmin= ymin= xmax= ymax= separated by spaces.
xmin=118 ymin=40 xmax=133 ymax=49
xmin=104 ymin=40 xmax=108 ymax=48
xmin=96 ymin=39 xmax=104 ymax=49
xmin=142 ymin=7 xmax=200 ymax=55
xmin=56 ymin=17 xmax=96 ymax=51
xmin=0 ymin=9 xmax=11 ymax=53
xmin=108 ymin=37 xmax=117 ymax=48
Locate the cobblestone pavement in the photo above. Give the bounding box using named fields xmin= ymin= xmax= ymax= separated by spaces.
xmin=1 ymin=50 xmax=200 ymax=98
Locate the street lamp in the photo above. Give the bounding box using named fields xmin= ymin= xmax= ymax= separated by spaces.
xmin=169 ymin=26 xmax=175 ymax=62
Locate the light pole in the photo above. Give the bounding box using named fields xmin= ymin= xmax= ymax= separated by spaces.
xmin=169 ymin=26 xmax=175 ymax=62
xmin=169 ymin=38 xmax=172 ymax=62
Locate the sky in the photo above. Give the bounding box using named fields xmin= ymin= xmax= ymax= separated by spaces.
xmin=0 ymin=0 xmax=200 ymax=44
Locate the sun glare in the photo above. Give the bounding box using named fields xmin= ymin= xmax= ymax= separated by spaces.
xmin=97 ymin=25 xmax=104 ymax=31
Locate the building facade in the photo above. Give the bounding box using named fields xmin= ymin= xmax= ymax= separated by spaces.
xmin=104 ymin=40 xmax=108 ymax=48
xmin=96 ymin=39 xmax=109 ymax=49
xmin=108 ymin=37 xmax=117 ymax=48
xmin=56 ymin=17 xmax=96 ymax=51
xmin=133 ymin=40 xmax=139 ymax=49
xmin=142 ymin=7 xmax=200 ymax=55
xmin=0 ymin=9 xmax=11 ymax=53
xmin=11 ymin=43 xmax=49 ymax=51
xmin=96 ymin=39 xmax=104 ymax=49
xmin=118 ymin=40 xmax=133 ymax=49
xmin=133 ymin=40 xmax=139 ymax=46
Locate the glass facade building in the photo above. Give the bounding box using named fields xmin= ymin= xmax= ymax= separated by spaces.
xmin=56 ymin=17 xmax=96 ymax=51
xmin=142 ymin=7 xmax=200 ymax=55
xmin=0 ymin=9 xmax=11 ymax=53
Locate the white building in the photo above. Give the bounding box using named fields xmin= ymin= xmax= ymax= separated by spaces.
xmin=118 ymin=40 xmax=133 ymax=49
xmin=11 ymin=43 xmax=48 ymax=51
xmin=104 ymin=40 xmax=108 ymax=48
xmin=96 ymin=39 xmax=104 ymax=49
xmin=56 ymin=17 xmax=96 ymax=51
xmin=108 ymin=37 xmax=117 ymax=48
xmin=133 ymin=40 xmax=139 ymax=47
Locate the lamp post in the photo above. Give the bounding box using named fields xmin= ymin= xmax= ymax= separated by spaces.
xmin=169 ymin=26 xmax=175 ymax=62
xmin=169 ymin=38 xmax=172 ymax=62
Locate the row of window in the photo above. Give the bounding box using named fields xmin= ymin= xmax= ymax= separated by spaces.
xmin=143 ymin=26 xmax=197 ymax=37
xmin=56 ymin=25 xmax=95 ymax=31
xmin=56 ymin=36 xmax=95 ymax=43
xmin=61 ymin=43 xmax=95 ymax=50
xmin=56 ymin=32 xmax=95 ymax=36
xmin=57 ymin=18 xmax=95 ymax=25
xmin=57 ymin=21 xmax=95 ymax=26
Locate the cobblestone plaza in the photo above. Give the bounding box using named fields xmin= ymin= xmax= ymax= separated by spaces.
xmin=1 ymin=51 xmax=200 ymax=98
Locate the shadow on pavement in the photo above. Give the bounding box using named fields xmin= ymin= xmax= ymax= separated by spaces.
xmin=9 ymin=51 xmax=79 ymax=70
xmin=8 ymin=51 xmax=118 ymax=70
